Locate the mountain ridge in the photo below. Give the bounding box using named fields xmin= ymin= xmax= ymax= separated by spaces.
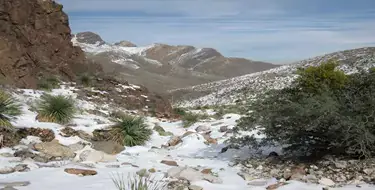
xmin=72 ymin=31 xmax=277 ymax=92
xmin=171 ymin=47 xmax=375 ymax=107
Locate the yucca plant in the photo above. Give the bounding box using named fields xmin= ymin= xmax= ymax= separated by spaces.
xmin=79 ymin=74 xmax=93 ymax=87
xmin=109 ymin=115 xmax=152 ymax=146
xmin=111 ymin=173 xmax=167 ymax=190
xmin=0 ymin=91 xmax=21 ymax=130
xmin=36 ymin=94 xmax=76 ymax=124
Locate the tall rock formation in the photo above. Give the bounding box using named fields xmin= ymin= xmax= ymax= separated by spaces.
xmin=0 ymin=0 xmax=95 ymax=88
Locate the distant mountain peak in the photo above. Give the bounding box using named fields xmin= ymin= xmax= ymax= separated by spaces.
xmin=114 ymin=40 xmax=137 ymax=47
xmin=75 ymin=31 xmax=105 ymax=46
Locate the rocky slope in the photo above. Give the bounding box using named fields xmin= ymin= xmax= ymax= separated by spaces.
xmin=0 ymin=1 xmax=172 ymax=117
xmin=0 ymin=0 xmax=98 ymax=88
xmin=73 ymin=32 xmax=277 ymax=92
xmin=171 ymin=47 xmax=375 ymax=107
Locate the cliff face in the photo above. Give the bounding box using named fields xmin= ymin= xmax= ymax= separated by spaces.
xmin=0 ymin=0 xmax=93 ymax=88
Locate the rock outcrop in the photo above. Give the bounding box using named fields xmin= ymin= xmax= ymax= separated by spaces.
xmin=0 ymin=0 xmax=98 ymax=88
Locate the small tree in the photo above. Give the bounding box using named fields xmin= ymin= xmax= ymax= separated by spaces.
xmin=231 ymin=62 xmax=375 ymax=158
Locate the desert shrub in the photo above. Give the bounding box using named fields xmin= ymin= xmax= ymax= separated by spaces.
xmin=231 ymin=61 xmax=375 ymax=158
xmin=36 ymin=94 xmax=76 ymax=124
xmin=173 ymin=107 xmax=186 ymax=116
xmin=37 ymin=76 xmax=60 ymax=90
xmin=0 ymin=91 xmax=21 ymax=129
xmin=111 ymin=173 xmax=167 ymax=190
xmin=79 ymin=74 xmax=93 ymax=87
xmin=109 ymin=115 xmax=152 ymax=146
xmin=181 ymin=112 xmax=199 ymax=128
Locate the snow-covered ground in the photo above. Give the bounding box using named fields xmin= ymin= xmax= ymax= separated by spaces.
xmin=0 ymin=87 xmax=374 ymax=190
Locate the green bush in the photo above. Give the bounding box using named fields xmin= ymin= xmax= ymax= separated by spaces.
xmin=36 ymin=94 xmax=76 ymax=124
xmin=111 ymin=173 xmax=167 ymax=190
xmin=37 ymin=76 xmax=60 ymax=90
xmin=0 ymin=91 xmax=21 ymax=129
xmin=109 ymin=115 xmax=152 ymax=146
xmin=173 ymin=107 xmax=186 ymax=116
xmin=79 ymin=74 xmax=93 ymax=87
xmin=231 ymin=61 xmax=375 ymax=158
xmin=181 ymin=112 xmax=199 ymax=128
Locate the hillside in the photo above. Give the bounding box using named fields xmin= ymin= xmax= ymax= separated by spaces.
xmin=171 ymin=47 xmax=375 ymax=107
xmin=73 ymin=32 xmax=277 ymax=92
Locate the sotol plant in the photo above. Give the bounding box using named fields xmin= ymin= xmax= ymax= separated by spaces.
xmin=0 ymin=91 xmax=21 ymax=129
xmin=36 ymin=94 xmax=76 ymax=124
xmin=111 ymin=173 xmax=167 ymax=190
xmin=109 ymin=115 xmax=152 ymax=146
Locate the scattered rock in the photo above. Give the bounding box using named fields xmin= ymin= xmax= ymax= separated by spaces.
xmin=0 ymin=167 xmax=15 ymax=174
xmin=266 ymin=182 xmax=286 ymax=190
xmin=0 ymin=181 xmax=30 ymax=187
xmin=238 ymin=172 xmax=253 ymax=181
xmin=247 ymin=180 xmax=268 ymax=186
xmin=188 ymin=185 xmax=203 ymax=190
xmin=0 ymin=153 xmax=14 ymax=157
xmin=167 ymin=179 xmax=190 ymax=190
xmin=0 ymin=128 xmax=22 ymax=148
xmin=153 ymin=125 xmax=173 ymax=136
xmin=0 ymin=187 xmax=18 ymax=190
xmin=16 ymin=128 xmax=55 ymax=142
xmin=68 ymin=142 xmax=87 ymax=152
xmin=91 ymin=141 xmax=125 ymax=154
xmin=78 ymin=149 xmax=117 ymax=163
xmin=167 ymin=167 xmax=222 ymax=184
xmin=122 ymin=162 xmax=139 ymax=168
xmin=319 ymin=178 xmax=335 ymax=187
xmin=166 ymin=136 xmax=182 ymax=147
xmin=92 ymin=129 xmax=111 ymax=141
xmin=334 ymin=161 xmax=348 ymax=169
xmin=64 ymin=168 xmax=97 ymax=176
xmin=60 ymin=127 xmax=77 ymax=137
xmin=203 ymin=136 xmax=218 ymax=145
xmin=34 ymin=141 xmax=75 ymax=159
xmin=148 ymin=168 xmax=156 ymax=173
xmin=211 ymin=122 xmax=224 ymax=126
xmin=201 ymin=168 xmax=212 ymax=174
xmin=195 ymin=125 xmax=210 ymax=133
xmin=219 ymin=126 xmax=228 ymax=132
xmin=105 ymin=165 xmax=120 ymax=168
xmin=363 ymin=168 xmax=374 ymax=175
xmin=14 ymin=164 xmax=29 ymax=172
xmin=181 ymin=131 xmax=195 ymax=138
xmin=161 ymin=160 xmax=179 ymax=166
xmin=203 ymin=174 xmax=223 ymax=184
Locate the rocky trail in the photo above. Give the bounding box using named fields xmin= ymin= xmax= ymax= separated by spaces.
xmin=0 ymin=85 xmax=374 ymax=190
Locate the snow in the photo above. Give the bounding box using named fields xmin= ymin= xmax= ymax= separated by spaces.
xmin=1 ymin=86 xmax=374 ymax=190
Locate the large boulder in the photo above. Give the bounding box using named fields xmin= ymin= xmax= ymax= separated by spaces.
xmin=33 ymin=140 xmax=75 ymax=159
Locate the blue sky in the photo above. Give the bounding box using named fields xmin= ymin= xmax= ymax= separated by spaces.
xmin=58 ymin=0 xmax=375 ymax=63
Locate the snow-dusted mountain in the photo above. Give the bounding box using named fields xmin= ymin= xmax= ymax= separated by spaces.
xmin=72 ymin=32 xmax=276 ymax=93
xmin=171 ymin=47 xmax=375 ymax=107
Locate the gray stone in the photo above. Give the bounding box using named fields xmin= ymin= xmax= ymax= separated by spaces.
xmin=14 ymin=164 xmax=29 ymax=172
xmin=78 ymin=149 xmax=117 ymax=162
xmin=0 ymin=181 xmax=30 ymax=187
xmin=91 ymin=141 xmax=125 ymax=154
xmin=247 ymin=180 xmax=268 ymax=186
xmin=237 ymin=172 xmax=253 ymax=181
xmin=34 ymin=141 xmax=75 ymax=158
xmin=195 ymin=125 xmax=210 ymax=133
xmin=334 ymin=161 xmax=348 ymax=169
xmin=188 ymin=185 xmax=203 ymax=190
xmin=219 ymin=126 xmax=228 ymax=132
xmin=0 ymin=187 xmax=18 ymax=190
xmin=0 ymin=167 xmax=15 ymax=174
xmin=319 ymin=178 xmax=335 ymax=187
xmin=68 ymin=142 xmax=86 ymax=152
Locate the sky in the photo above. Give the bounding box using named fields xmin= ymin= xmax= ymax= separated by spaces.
xmin=57 ymin=0 xmax=375 ymax=63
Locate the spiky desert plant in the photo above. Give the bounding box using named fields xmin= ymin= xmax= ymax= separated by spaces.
xmin=36 ymin=94 xmax=76 ymax=124
xmin=109 ymin=115 xmax=152 ymax=146
xmin=111 ymin=173 xmax=167 ymax=190
xmin=0 ymin=91 xmax=21 ymax=129
xmin=79 ymin=74 xmax=93 ymax=87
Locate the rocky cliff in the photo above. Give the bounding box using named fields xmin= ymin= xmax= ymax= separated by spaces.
xmin=0 ymin=0 xmax=94 ymax=88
